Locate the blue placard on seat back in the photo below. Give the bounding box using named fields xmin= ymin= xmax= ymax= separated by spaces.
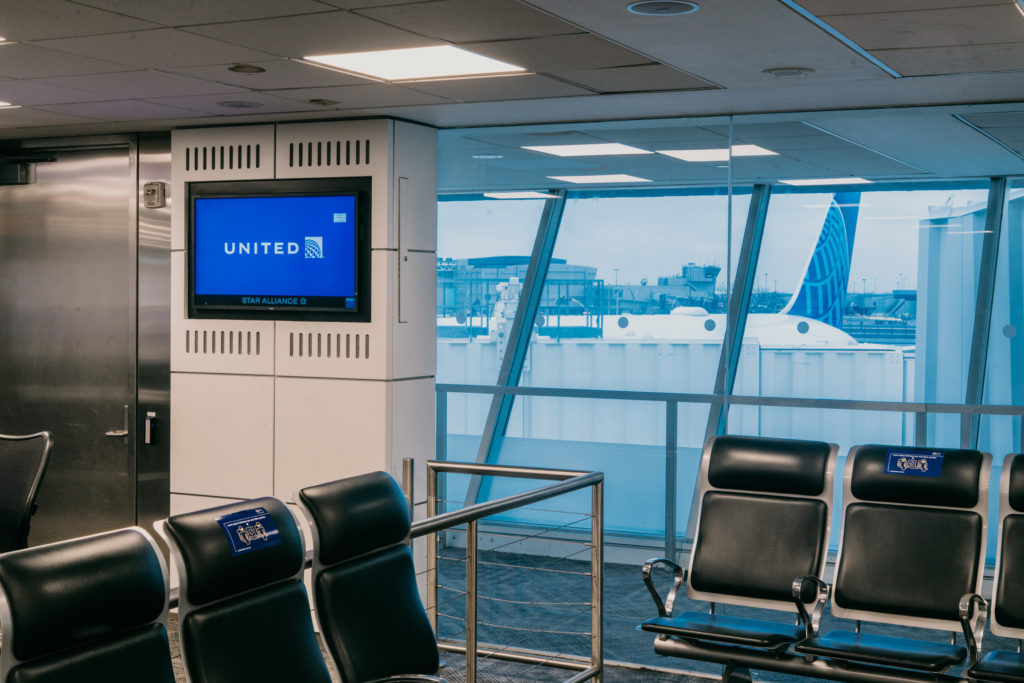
xmin=884 ymin=449 xmax=943 ymax=478
xmin=217 ymin=507 xmax=281 ymax=556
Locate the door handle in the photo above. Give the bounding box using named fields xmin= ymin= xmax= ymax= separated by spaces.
xmin=144 ymin=411 xmax=157 ymax=445
xmin=105 ymin=404 xmax=129 ymax=441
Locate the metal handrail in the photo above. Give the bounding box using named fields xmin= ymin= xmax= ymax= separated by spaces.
xmin=423 ymin=460 xmax=604 ymax=683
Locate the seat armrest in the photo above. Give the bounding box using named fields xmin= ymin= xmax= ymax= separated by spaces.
xmin=792 ymin=575 xmax=830 ymax=639
xmin=958 ymin=592 xmax=988 ymax=666
xmin=642 ymin=557 xmax=686 ymax=618
xmin=365 ymin=676 xmax=446 ymax=682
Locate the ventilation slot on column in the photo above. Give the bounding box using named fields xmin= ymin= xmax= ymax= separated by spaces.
xmin=289 ymin=332 xmax=372 ymax=359
xmin=185 ymin=329 xmax=261 ymax=355
xmin=287 ymin=139 xmax=371 ymax=168
xmin=185 ymin=144 xmax=262 ymax=172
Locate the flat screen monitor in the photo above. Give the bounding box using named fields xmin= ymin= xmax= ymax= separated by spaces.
xmin=188 ymin=177 xmax=371 ymax=321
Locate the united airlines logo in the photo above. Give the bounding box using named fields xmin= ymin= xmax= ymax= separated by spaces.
xmin=305 ymin=236 xmax=324 ymax=259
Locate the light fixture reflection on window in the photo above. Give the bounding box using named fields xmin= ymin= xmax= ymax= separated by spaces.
xmin=483 ymin=191 xmax=558 ymax=199
xmin=657 ymin=144 xmax=777 ymax=162
xmin=303 ymin=45 xmax=526 ymax=82
xmin=548 ymin=174 xmax=651 ymax=184
xmin=523 ymin=143 xmax=652 ymax=157
xmin=780 ymin=177 xmax=872 ymax=186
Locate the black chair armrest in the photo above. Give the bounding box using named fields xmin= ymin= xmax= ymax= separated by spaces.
xmin=959 ymin=592 xmax=988 ymax=667
xmin=642 ymin=557 xmax=686 ymax=618
xmin=365 ymin=675 xmax=447 ymax=682
xmin=792 ymin=575 xmax=830 ymax=639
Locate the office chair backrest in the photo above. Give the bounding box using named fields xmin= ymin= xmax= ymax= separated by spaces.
xmin=687 ymin=435 xmax=838 ymax=611
xmin=0 ymin=526 xmax=174 ymax=683
xmin=157 ymin=497 xmax=331 ymax=683
xmin=831 ymin=445 xmax=989 ymax=631
xmin=990 ymin=453 xmax=1024 ymax=637
xmin=0 ymin=432 xmax=53 ymax=552
xmin=297 ymin=471 xmax=440 ymax=683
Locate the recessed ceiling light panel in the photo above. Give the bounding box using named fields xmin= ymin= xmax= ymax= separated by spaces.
xmin=657 ymin=144 xmax=777 ymax=162
xmin=780 ymin=177 xmax=872 ymax=186
xmin=627 ymin=1 xmax=699 ymax=15
xmin=548 ymin=174 xmax=651 ymax=184
xmin=304 ymin=45 xmax=525 ymax=82
xmin=523 ymin=143 xmax=652 ymax=157
xmin=484 ymin=192 xmax=558 ymax=199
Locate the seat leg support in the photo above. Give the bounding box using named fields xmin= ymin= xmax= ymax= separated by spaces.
xmin=723 ymin=663 xmax=753 ymax=683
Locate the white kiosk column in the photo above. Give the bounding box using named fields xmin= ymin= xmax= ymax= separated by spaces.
xmin=169 ymin=119 xmax=437 ymax=515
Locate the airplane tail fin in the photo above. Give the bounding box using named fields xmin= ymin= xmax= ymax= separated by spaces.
xmin=781 ymin=191 xmax=861 ymax=327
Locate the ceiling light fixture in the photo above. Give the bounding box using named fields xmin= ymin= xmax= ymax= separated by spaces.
xmin=780 ymin=177 xmax=872 ymax=186
xmin=472 ymin=153 xmax=504 ymax=160
xmin=657 ymin=144 xmax=778 ymax=162
xmin=304 ymin=45 xmax=525 ymax=82
xmin=484 ymin=192 xmax=558 ymax=199
xmin=763 ymin=67 xmax=814 ymax=78
xmin=0 ymin=101 xmax=18 ymax=108
xmin=523 ymin=143 xmax=652 ymax=157
xmin=548 ymin=174 xmax=651 ymax=184
xmin=1015 ymin=0 xmax=1024 ymax=18
xmin=627 ymin=1 xmax=699 ymax=16
xmin=228 ymin=63 xmax=266 ymax=74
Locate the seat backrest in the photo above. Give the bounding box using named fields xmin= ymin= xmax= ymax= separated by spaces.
xmin=831 ymin=445 xmax=989 ymax=631
xmin=990 ymin=453 xmax=1024 ymax=638
xmin=0 ymin=526 xmax=174 ymax=683
xmin=687 ymin=434 xmax=838 ymax=611
xmin=157 ymin=497 xmax=331 ymax=683
xmin=297 ymin=471 xmax=440 ymax=683
xmin=0 ymin=432 xmax=52 ymax=552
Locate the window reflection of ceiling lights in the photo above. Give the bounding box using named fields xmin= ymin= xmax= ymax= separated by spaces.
xmin=548 ymin=174 xmax=651 ymax=183
xmin=780 ymin=177 xmax=872 ymax=186
xmin=657 ymin=144 xmax=777 ymax=162
xmin=303 ymin=45 xmax=525 ymax=82
xmin=523 ymin=143 xmax=652 ymax=157
xmin=483 ymin=192 xmax=558 ymax=199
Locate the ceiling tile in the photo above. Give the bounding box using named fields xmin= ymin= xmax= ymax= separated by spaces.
xmin=0 ymin=43 xmax=133 ymax=79
xmin=263 ymin=83 xmax=450 ymax=108
xmin=357 ymin=0 xmax=579 ymax=43
xmin=825 ymin=5 xmax=1023 ymax=51
xmin=144 ymin=91 xmax=328 ymax=115
xmin=72 ymin=0 xmax=339 ymax=26
xmin=169 ymin=60 xmax=368 ymax=90
xmin=461 ymin=34 xmax=650 ymax=72
xmin=798 ymin=0 xmax=1002 ymax=15
xmin=0 ymin=107 xmax=99 ymax=127
xmin=960 ymin=111 xmax=1024 ymax=128
xmin=183 ymin=12 xmax=434 ymax=59
xmin=318 ymin=0 xmax=420 ymax=7
xmin=587 ymin=126 xmax=727 ymax=145
xmin=33 ymin=29 xmax=276 ymax=68
xmin=558 ymin=64 xmax=716 ymax=93
xmin=404 ymin=73 xmax=593 ymax=101
xmin=0 ymin=0 xmax=158 ymax=40
xmin=33 ymin=99 xmax=207 ymax=120
xmin=0 ymin=80 xmax=108 ymax=106
xmin=872 ymin=43 xmax=1024 ymax=76
xmin=39 ymin=70 xmax=246 ymax=99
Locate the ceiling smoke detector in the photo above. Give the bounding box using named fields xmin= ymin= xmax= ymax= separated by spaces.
xmin=228 ymin=64 xmax=266 ymax=74
xmin=627 ymin=1 xmax=699 ymax=15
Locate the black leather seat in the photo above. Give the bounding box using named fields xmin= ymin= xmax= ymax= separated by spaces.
xmin=640 ymin=435 xmax=838 ymax=663
xmin=795 ymin=444 xmax=990 ymax=673
xmin=156 ymin=497 xmax=332 ymax=683
xmin=968 ymin=453 xmax=1024 ymax=683
xmin=0 ymin=526 xmax=175 ymax=683
xmin=296 ymin=471 xmax=445 ymax=683
xmin=0 ymin=431 xmax=52 ymax=552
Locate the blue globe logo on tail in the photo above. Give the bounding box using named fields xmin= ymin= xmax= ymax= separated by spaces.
xmin=782 ymin=192 xmax=860 ymax=328
xmin=304 ymin=236 xmax=323 ymax=259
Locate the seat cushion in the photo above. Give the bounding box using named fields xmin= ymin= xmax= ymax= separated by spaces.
xmin=969 ymin=650 xmax=1024 ymax=683
xmin=641 ymin=612 xmax=804 ymax=649
xmin=794 ymin=630 xmax=966 ymax=672
xmin=8 ymin=624 xmax=175 ymax=683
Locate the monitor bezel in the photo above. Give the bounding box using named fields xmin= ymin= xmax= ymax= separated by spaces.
xmin=187 ymin=177 xmax=372 ymax=322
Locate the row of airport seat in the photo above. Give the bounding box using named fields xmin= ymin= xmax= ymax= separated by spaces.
xmin=0 ymin=470 xmax=444 ymax=683
xmin=640 ymin=435 xmax=1024 ymax=683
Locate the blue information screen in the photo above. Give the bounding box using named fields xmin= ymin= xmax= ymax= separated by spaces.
xmin=193 ymin=194 xmax=358 ymax=311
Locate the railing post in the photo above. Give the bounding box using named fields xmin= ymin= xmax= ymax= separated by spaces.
xmin=466 ymin=519 xmax=478 ymax=683
xmin=592 ymin=480 xmax=604 ymax=682
xmin=402 ymin=457 xmax=414 ymax=523
xmin=665 ymin=401 xmax=678 ymax=561
xmin=426 ymin=462 xmax=438 ymax=632
xmin=436 ymin=387 xmax=448 ymax=463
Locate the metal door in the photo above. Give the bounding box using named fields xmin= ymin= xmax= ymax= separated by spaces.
xmin=0 ymin=140 xmax=139 ymax=543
